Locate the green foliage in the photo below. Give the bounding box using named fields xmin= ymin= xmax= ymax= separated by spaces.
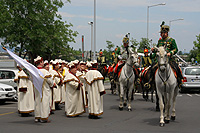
xmin=0 ymin=0 xmax=77 ymax=63
xmin=191 ymin=34 xmax=200 ymax=63
xmin=138 ymin=38 xmax=151 ymax=53
xmin=105 ymin=40 xmax=114 ymax=63
xmin=130 ymin=37 xmax=139 ymax=49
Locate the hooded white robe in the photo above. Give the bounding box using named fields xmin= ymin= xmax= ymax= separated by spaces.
xmin=64 ymin=72 xmax=85 ymax=117
xmin=85 ymin=70 xmax=105 ymax=116
xmin=17 ymin=70 xmax=34 ymax=114
xmin=34 ymin=68 xmax=54 ymax=121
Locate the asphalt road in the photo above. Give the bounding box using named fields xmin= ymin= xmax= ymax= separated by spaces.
xmin=0 ymin=82 xmax=200 ymax=133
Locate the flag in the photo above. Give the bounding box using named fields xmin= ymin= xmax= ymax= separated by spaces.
xmin=5 ymin=49 xmax=44 ymax=98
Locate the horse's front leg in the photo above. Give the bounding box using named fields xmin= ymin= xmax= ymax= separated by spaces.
xmin=119 ymin=84 xmax=124 ymax=111
xmin=171 ymin=86 xmax=178 ymax=121
xmin=127 ymin=86 xmax=133 ymax=111
xmin=164 ymin=93 xmax=171 ymax=124
xmin=158 ymin=92 xmax=165 ymax=127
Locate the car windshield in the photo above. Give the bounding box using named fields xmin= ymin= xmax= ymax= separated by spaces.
xmin=185 ymin=68 xmax=200 ymax=75
xmin=0 ymin=71 xmax=15 ymax=79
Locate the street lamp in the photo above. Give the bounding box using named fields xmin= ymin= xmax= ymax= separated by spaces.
xmin=94 ymin=0 xmax=96 ymax=60
xmin=169 ymin=18 xmax=184 ymax=36
xmin=147 ymin=3 xmax=166 ymax=41
xmin=88 ymin=22 xmax=93 ymax=61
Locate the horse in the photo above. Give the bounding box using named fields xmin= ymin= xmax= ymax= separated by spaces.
xmin=154 ymin=46 xmax=179 ymax=127
xmin=107 ymin=64 xmax=117 ymax=94
xmin=118 ymin=48 xmax=139 ymax=111
xmin=97 ymin=64 xmax=108 ymax=83
xmin=140 ymin=67 xmax=160 ymax=111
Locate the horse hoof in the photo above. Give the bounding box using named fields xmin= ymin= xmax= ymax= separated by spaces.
xmin=123 ymin=103 xmax=127 ymax=107
xmin=119 ymin=107 xmax=123 ymax=111
xmin=160 ymin=123 xmax=165 ymax=127
xmin=128 ymin=108 xmax=132 ymax=112
xmin=171 ymin=116 xmax=176 ymax=121
xmin=164 ymin=119 xmax=170 ymax=124
xmin=156 ymin=106 xmax=160 ymax=112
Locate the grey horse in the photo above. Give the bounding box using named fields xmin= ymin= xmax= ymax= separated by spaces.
xmin=154 ymin=46 xmax=179 ymax=127
xmin=118 ymin=48 xmax=139 ymax=111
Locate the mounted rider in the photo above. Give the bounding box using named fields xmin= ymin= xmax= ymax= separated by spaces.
xmin=114 ymin=34 xmax=140 ymax=84
xmin=97 ymin=50 xmax=107 ymax=70
xmin=142 ymin=48 xmax=152 ymax=69
xmin=145 ymin=21 xmax=183 ymax=88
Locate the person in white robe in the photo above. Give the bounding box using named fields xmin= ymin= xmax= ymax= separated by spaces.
xmin=85 ymin=60 xmax=106 ymax=119
xmin=64 ymin=62 xmax=85 ymax=117
xmin=49 ymin=60 xmax=62 ymax=111
xmin=34 ymin=56 xmax=54 ymax=123
xmin=17 ymin=69 xmax=34 ymax=116
xmin=77 ymin=61 xmax=88 ymax=106
xmin=14 ymin=65 xmax=22 ymax=113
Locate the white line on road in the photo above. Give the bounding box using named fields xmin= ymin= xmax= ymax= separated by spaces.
xmin=195 ymin=94 xmax=200 ymax=97
xmin=187 ymin=94 xmax=192 ymax=97
xmin=0 ymin=107 xmax=17 ymax=109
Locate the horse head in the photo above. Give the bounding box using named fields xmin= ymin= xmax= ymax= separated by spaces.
xmin=129 ymin=48 xmax=139 ymax=68
xmin=155 ymin=46 xmax=168 ymax=72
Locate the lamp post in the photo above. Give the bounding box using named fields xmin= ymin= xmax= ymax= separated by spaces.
xmin=88 ymin=22 xmax=93 ymax=61
xmin=169 ymin=18 xmax=184 ymax=36
xmin=94 ymin=0 xmax=96 ymax=60
xmin=147 ymin=3 xmax=166 ymax=41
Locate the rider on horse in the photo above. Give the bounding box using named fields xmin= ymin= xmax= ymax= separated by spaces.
xmin=145 ymin=21 xmax=183 ymax=89
xmin=97 ymin=50 xmax=107 ymax=69
xmin=113 ymin=34 xmax=140 ymax=85
xmin=142 ymin=48 xmax=152 ymax=69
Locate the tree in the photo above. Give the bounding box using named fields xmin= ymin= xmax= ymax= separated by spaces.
xmin=130 ymin=37 xmax=139 ymax=50
xmin=0 ymin=0 xmax=78 ymax=63
xmin=104 ymin=40 xmax=114 ymax=64
xmin=190 ymin=34 xmax=200 ymax=63
xmin=138 ymin=38 xmax=151 ymax=53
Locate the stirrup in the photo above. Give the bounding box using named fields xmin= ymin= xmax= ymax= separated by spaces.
xmin=144 ymin=83 xmax=151 ymax=89
xmin=135 ymin=78 xmax=140 ymax=85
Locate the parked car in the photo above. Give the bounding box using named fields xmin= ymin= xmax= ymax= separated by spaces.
xmin=0 ymin=69 xmax=18 ymax=90
xmin=181 ymin=66 xmax=200 ymax=92
xmin=0 ymin=83 xmax=17 ymax=104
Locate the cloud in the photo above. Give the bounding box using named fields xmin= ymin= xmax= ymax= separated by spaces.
xmin=115 ymin=34 xmax=124 ymax=39
xmin=76 ymin=25 xmax=88 ymax=30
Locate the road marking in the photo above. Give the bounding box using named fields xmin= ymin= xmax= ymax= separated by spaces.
xmin=195 ymin=94 xmax=200 ymax=97
xmin=0 ymin=112 xmax=15 ymax=116
xmin=187 ymin=94 xmax=192 ymax=97
xmin=177 ymin=94 xmax=182 ymax=97
xmin=0 ymin=107 xmax=17 ymax=109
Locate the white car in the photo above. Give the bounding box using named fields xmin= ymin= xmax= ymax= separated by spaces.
xmin=0 ymin=83 xmax=17 ymax=104
xmin=0 ymin=69 xmax=18 ymax=90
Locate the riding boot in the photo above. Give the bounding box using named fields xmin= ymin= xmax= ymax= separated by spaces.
xmin=171 ymin=61 xmax=184 ymax=88
xmin=113 ymin=72 xmax=118 ymax=81
xmin=144 ymin=63 xmax=158 ymax=89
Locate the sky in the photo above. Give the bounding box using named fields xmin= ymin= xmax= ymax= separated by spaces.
xmin=59 ymin=0 xmax=200 ymax=53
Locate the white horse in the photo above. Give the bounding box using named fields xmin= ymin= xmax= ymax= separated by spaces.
xmin=118 ymin=48 xmax=139 ymax=111
xmin=155 ymin=46 xmax=179 ymax=127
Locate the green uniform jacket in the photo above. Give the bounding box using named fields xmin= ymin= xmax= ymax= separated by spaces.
xmin=151 ymin=37 xmax=178 ymax=62
xmin=142 ymin=56 xmax=152 ymax=68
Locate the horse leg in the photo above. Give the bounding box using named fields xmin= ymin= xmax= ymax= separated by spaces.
xmin=164 ymin=93 xmax=171 ymax=124
xmin=155 ymin=89 xmax=160 ymax=111
xmin=123 ymin=88 xmax=127 ymax=107
xmin=171 ymin=86 xmax=178 ymax=121
xmin=128 ymin=87 xmax=133 ymax=111
xmin=158 ymin=92 xmax=165 ymax=127
xmin=151 ymin=88 xmax=154 ymax=103
xmin=119 ymin=84 xmax=124 ymax=110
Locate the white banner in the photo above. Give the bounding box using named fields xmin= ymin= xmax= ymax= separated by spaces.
xmin=5 ymin=49 xmax=44 ymax=98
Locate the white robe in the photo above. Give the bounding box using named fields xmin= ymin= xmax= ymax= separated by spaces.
xmin=34 ymin=68 xmax=54 ymax=121
xmin=85 ymin=70 xmax=105 ymax=116
xmin=17 ymin=70 xmax=34 ymax=114
xmin=64 ymin=72 xmax=85 ymax=117
xmin=76 ymin=70 xmax=87 ymax=106
xmin=49 ymin=69 xmax=62 ymax=110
